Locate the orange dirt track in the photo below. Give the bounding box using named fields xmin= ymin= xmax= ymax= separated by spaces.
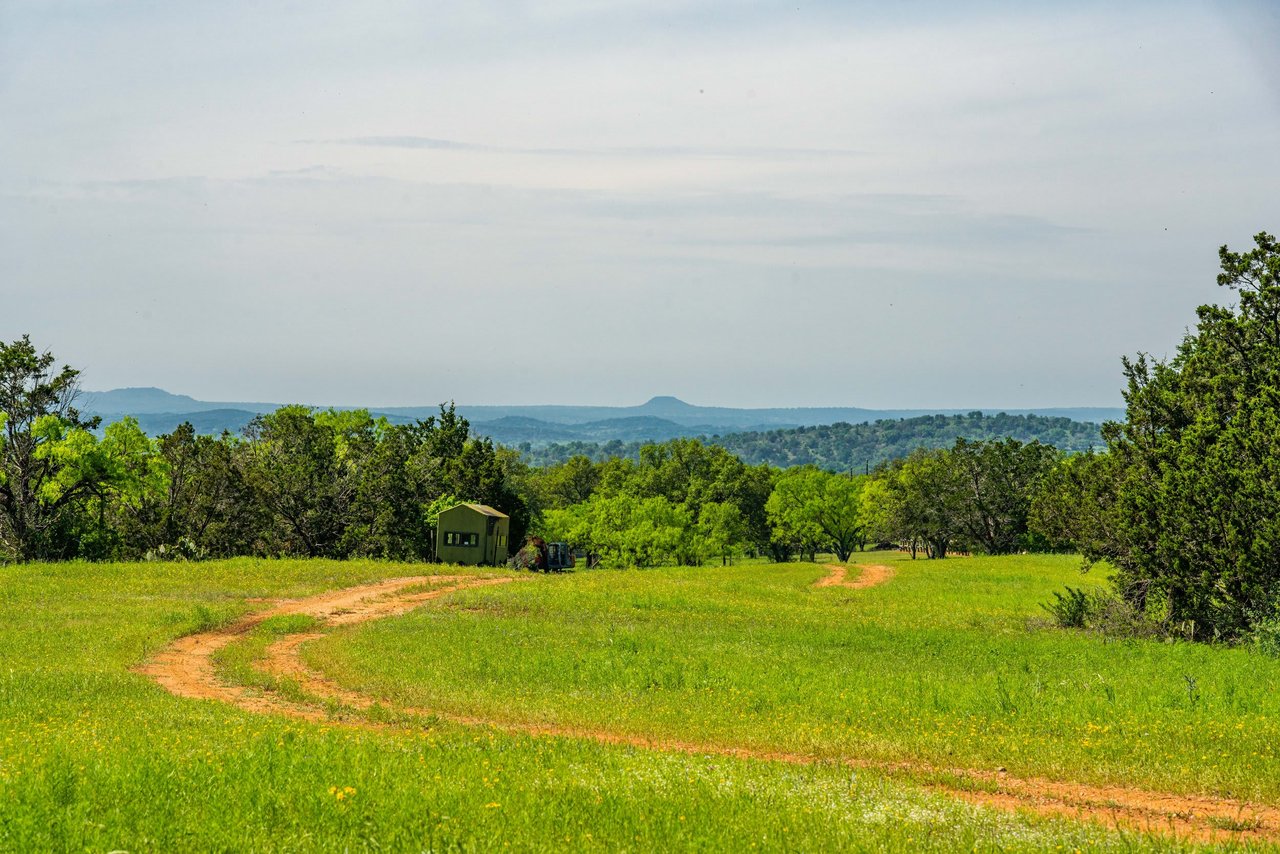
xmin=137 ymin=569 xmax=1280 ymax=845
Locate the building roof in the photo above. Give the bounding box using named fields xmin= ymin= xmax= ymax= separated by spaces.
xmin=454 ymin=502 xmax=509 ymax=519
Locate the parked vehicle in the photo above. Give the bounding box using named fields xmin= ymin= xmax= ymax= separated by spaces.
xmin=510 ymin=536 xmax=576 ymax=572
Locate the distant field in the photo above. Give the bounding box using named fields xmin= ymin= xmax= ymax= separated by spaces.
xmin=1 ymin=555 xmax=1275 ymax=850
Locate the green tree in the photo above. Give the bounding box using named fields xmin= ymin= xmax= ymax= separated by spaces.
xmin=240 ymin=405 xmax=356 ymax=557
xmin=1091 ymin=232 xmax=1280 ymax=635
xmin=697 ymin=500 xmax=746 ymax=565
xmin=82 ymin=417 xmax=169 ymax=558
xmin=149 ymin=425 xmax=260 ymax=557
xmin=1028 ymin=449 xmax=1119 ymax=555
xmin=858 ymin=476 xmax=900 ymax=549
xmin=767 ymin=467 xmax=866 ymax=562
xmin=950 ymin=438 xmax=1058 ymax=555
xmin=535 ymin=454 xmax=600 ymax=509
xmin=765 ymin=467 xmax=828 ymax=562
xmin=888 ymin=449 xmax=967 ymax=559
xmin=0 ymin=336 xmax=105 ymax=560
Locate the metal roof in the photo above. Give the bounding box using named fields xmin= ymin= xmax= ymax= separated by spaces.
xmin=456 ymin=502 xmax=509 ymax=518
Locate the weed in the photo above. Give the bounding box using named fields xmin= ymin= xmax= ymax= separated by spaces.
xmin=1183 ymin=674 xmax=1200 ymax=708
xmin=187 ymin=602 xmax=238 ymax=633
xmin=994 ymin=674 xmax=1017 ymax=715
xmin=1208 ymin=814 xmax=1262 ymax=832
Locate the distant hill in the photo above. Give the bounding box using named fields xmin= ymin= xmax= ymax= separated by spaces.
xmin=81 ymin=388 xmax=1124 ymax=447
xmin=517 ymin=412 xmax=1105 ymax=470
xmin=467 ymin=415 xmax=760 ymax=445
xmin=80 ymin=387 xmax=281 ymax=416
xmin=129 ymin=409 xmax=261 ymax=437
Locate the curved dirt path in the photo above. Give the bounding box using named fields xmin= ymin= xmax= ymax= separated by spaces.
xmin=137 ymin=575 xmax=514 ymax=719
xmin=140 ymin=572 xmax=1280 ymax=845
xmin=814 ymin=563 xmax=895 ymax=589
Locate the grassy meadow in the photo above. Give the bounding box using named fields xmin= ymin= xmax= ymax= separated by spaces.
xmin=0 ymin=554 xmax=1274 ymax=851
xmin=311 ymin=553 xmax=1280 ymax=803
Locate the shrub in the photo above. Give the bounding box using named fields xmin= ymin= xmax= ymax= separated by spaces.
xmin=1041 ymin=586 xmax=1090 ymax=629
xmin=1040 ymin=585 xmax=1164 ymax=640
xmin=1248 ymin=601 xmax=1280 ymax=657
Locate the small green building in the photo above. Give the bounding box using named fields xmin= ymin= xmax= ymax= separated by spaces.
xmin=436 ymin=503 xmax=511 ymax=566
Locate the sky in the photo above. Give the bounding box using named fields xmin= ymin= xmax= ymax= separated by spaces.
xmin=2 ymin=0 xmax=1278 ymax=409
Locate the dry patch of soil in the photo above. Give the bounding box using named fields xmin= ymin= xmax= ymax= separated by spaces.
xmin=814 ymin=563 xmax=895 ymax=589
xmin=139 ymin=572 xmax=1279 ymax=844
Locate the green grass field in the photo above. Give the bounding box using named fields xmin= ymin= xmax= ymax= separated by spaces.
xmin=0 ymin=554 xmax=1273 ymax=851
xmin=310 ymin=553 xmax=1280 ymax=803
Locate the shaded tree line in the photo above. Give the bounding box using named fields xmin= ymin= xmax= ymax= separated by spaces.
xmin=530 ymin=440 xmax=776 ymax=567
xmin=862 ymin=438 xmax=1059 ymax=558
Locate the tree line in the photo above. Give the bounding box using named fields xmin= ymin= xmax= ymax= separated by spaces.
xmin=515 ymin=411 xmax=1101 ymax=469
xmin=0 ymin=335 xmax=1066 ymax=568
xmin=0 ymin=343 xmax=526 ymax=562
xmin=524 ymin=435 xmax=1063 ymax=568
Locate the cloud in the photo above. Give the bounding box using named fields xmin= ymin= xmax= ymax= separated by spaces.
xmin=314 ymin=136 xmax=866 ymax=160
xmin=3 ymin=0 xmax=1277 ymax=407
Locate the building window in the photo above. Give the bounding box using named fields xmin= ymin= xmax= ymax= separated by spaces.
xmin=445 ymin=531 xmax=478 ymax=547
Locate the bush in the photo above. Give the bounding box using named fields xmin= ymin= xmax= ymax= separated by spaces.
xmin=1041 ymin=586 xmax=1090 ymax=629
xmin=1040 ymin=585 xmax=1164 ymax=640
xmin=1248 ymin=601 xmax=1280 ymax=657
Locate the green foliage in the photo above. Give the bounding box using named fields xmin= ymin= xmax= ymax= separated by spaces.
xmin=1074 ymin=232 xmax=1280 ymax=638
xmin=1248 ymin=602 xmax=1280 ymax=658
xmin=870 ymin=439 xmax=1059 ymax=559
xmin=542 ymin=493 xmax=697 ymax=567
xmin=889 ymin=447 xmax=967 ymax=558
xmin=1028 ymin=450 xmax=1118 ymax=554
xmin=1041 ymin=586 xmax=1091 ymax=629
xmin=1039 ymin=585 xmax=1164 ymax=640
xmin=0 ymin=336 xmax=103 ymax=560
xmin=951 ymin=437 xmax=1059 ymax=554
xmin=766 ymin=467 xmax=866 ymax=561
xmin=696 ymin=500 xmax=746 ymax=565
xmin=532 ymin=438 xmax=775 ymax=567
xmin=1 ymin=355 xmax=531 ymax=563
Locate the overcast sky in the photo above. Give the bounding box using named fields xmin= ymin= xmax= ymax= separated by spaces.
xmin=2 ymin=1 xmax=1278 ymax=408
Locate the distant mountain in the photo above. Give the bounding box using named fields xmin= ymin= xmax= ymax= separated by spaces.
xmin=81 ymin=387 xmax=280 ymax=416
xmin=397 ymin=396 xmax=1125 ymax=431
xmin=468 ymin=417 xmax=583 ymax=444
xmin=81 ymin=387 xmax=1125 ymax=446
xmin=130 ymin=409 xmax=260 ymax=437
